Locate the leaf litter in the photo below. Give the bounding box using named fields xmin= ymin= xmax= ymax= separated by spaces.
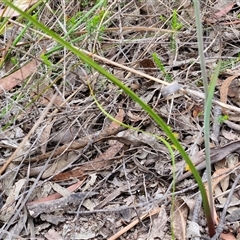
xmin=1 ymin=0 xmax=240 ymax=239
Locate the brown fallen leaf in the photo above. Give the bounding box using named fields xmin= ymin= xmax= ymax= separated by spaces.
xmin=220 ymin=232 xmax=236 ymax=240
xmin=214 ymin=2 xmax=234 ymax=19
xmin=139 ymin=58 xmax=155 ymax=75
xmin=220 ymin=73 xmax=240 ymax=114
xmin=148 ymin=205 xmax=168 ymax=239
xmin=0 ymin=60 xmax=38 ymax=94
xmin=27 ymin=179 xmax=86 ymax=205
xmin=52 ymin=147 xmax=123 ymax=181
xmin=204 ymin=2 xmax=234 ymax=24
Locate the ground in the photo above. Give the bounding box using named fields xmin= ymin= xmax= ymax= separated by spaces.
xmin=0 ymin=0 xmax=240 ymax=239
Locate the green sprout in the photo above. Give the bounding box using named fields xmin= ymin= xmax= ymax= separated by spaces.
xmin=86 ymin=9 xmax=107 ymax=34
xmin=152 ymin=53 xmax=173 ymax=82
xmin=170 ymin=9 xmax=182 ymax=50
xmin=218 ymin=115 xmax=229 ymax=124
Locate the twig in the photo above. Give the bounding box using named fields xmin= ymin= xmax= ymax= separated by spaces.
xmin=27 ymin=126 xmax=125 ymax=162
xmin=224 ymin=120 xmax=240 ymax=132
xmin=78 ymin=49 xmax=240 ymax=114
xmin=107 ymin=207 xmax=161 ymax=240
xmin=0 ymin=94 xmax=57 ymax=175
xmin=27 ymin=192 xmax=98 ymax=218
xmin=0 ymin=94 xmax=56 ymax=239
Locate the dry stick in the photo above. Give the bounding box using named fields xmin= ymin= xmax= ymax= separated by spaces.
xmin=79 ymin=49 xmax=240 ymax=114
xmin=0 ymin=94 xmax=57 ymax=175
xmin=224 ymin=120 xmax=240 ymax=132
xmin=27 ymin=126 xmax=125 ymax=162
xmin=0 ymin=95 xmax=56 ymax=239
xmin=107 ymin=207 xmax=161 ymax=240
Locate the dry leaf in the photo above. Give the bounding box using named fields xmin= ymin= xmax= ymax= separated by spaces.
xmin=50 ymin=182 xmax=72 ymax=198
xmin=0 ymin=179 xmax=26 ymax=222
xmin=45 ymin=229 xmax=63 ymax=240
xmin=74 ymin=232 xmax=96 ymax=240
xmin=214 ymin=185 xmax=227 ymax=207
xmin=27 ymin=180 xmax=86 ymax=206
xmin=94 ymin=182 xmax=137 ymax=210
xmin=221 ymin=129 xmax=239 ymax=141
xmin=52 ymin=109 xmax=125 ymax=181
xmin=192 ymin=105 xmax=204 ymax=118
xmin=0 ymin=0 xmax=38 ymax=17
xmin=186 ymin=221 xmax=201 ymax=238
xmin=110 ymin=108 xmax=125 ymax=128
xmin=40 ymin=122 xmax=53 ymax=154
xmin=220 ymin=74 xmax=240 ymax=114
xmin=214 ymin=2 xmax=234 ymax=19
xmin=0 ymin=60 xmax=38 ymax=94
xmin=148 ymin=205 xmax=167 ymax=239
xmin=52 ymin=137 xmax=124 ymax=181
xmin=139 ymin=58 xmax=156 ymax=78
xmin=205 ymin=168 xmax=233 ymax=224
xmin=42 ymin=151 xmax=78 ymax=179
xmin=108 ymin=207 xmax=161 ymax=240
xmin=127 ymin=110 xmax=143 ymax=122
xmin=50 ymin=126 xmax=80 ymax=145
xmin=172 ymin=199 xmax=188 ymax=240
xmin=220 ymin=232 xmax=237 ymax=240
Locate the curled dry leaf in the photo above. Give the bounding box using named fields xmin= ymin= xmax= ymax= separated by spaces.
xmin=40 ymin=122 xmax=53 ymax=154
xmin=220 ymin=73 xmax=240 ymax=114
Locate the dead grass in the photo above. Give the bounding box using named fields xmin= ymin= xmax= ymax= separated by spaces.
xmin=0 ymin=0 xmax=240 ymax=239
